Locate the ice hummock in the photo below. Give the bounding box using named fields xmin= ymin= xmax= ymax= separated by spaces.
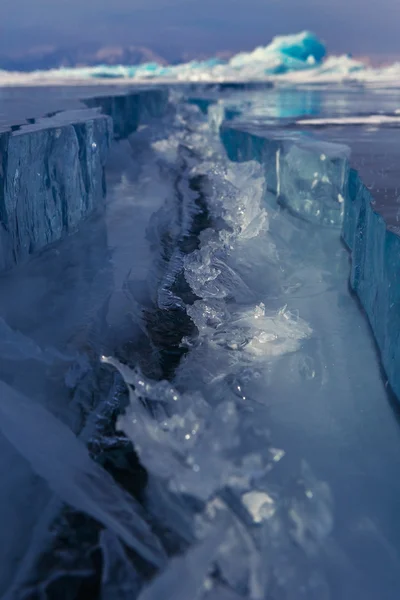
xmin=229 ymin=31 xmax=326 ymax=74
xmin=2 ymin=30 xmax=400 ymax=86
xmin=0 ymin=31 xmax=323 ymax=83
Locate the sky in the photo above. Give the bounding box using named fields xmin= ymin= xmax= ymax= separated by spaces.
xmin=1 ymin=0 xmax=399 ymax=60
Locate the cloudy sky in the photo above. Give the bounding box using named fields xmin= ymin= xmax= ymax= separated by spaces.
xmin=1 ymin=0 xmax=399 ymax=59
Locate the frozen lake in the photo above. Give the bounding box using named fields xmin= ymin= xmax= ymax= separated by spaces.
xmin=0 ymin=84 xmax=400 ymax=599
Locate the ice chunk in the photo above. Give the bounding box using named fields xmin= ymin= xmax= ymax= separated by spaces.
xmin=278 ymin=138 xmax=350 ymax=226
xmin=105 ymin=356 xmax=247 ymax=501
xmin=221 ymin=123 xmax=350 ymax=226
xmin=242 ymin=491 xmax=276 ymax=523
xmin=0 ymin=381 xmax=166 ymax=567
xmin=230 ymin=31 xmax=326 ymax=74
xmin=0 ymin=112 xmax=112 ymax=271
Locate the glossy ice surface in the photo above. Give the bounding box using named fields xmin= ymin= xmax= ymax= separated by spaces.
xmin=0 ymin=83 xmax=400 ymax=599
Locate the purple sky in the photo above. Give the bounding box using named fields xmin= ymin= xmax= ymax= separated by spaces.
xmin=1 ymin=0 xmax=399 ymax=59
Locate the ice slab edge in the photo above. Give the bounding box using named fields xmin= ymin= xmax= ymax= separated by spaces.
xmin=0 ymin=110 xmax=112 ymax=271
xmin=220 ymin=120 xmax=400 ymax=401
xmin=0 ymin=87 xmax=169 ymax=270
xmin=83 ymin=87 xmax=169 ymax=139
xmin=342 ymin=169 xmax=400 ymax=400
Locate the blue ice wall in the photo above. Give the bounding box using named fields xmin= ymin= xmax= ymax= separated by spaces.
xmin=0 ymin=87 xmax=170 ymax=271
xmin=343 ymin=169 xmax=400 ymax=399
xmin=0 ymin=110 xmax=113 ymax=271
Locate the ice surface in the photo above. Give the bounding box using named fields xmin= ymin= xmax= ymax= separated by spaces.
xmin=276 ymin=138 xmax=349 ymax=226
xmin=107 ymin=94 xmax=400 ymax=599
xmin=2 ymin=85 xmax=400 ymax=599
xmin=103 ymin=103 xmax=335 ymax=597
